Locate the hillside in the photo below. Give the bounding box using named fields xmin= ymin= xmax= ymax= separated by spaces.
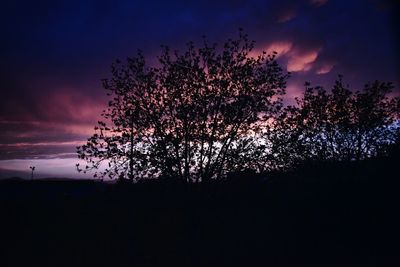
xmin=1 ymin=154 xmax=399 ymax=267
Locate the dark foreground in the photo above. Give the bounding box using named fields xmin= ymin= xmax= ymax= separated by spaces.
xmin=1 ymin=157 xmax=399 ymax=267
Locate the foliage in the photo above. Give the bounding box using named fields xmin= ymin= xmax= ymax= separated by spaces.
xmin=267 ymin=76 xmax=400 ymax=169
xmin=77 ymin=31 xmax=288 ymax=182
xmin=77 ymin=31 xmax=399 ymax=181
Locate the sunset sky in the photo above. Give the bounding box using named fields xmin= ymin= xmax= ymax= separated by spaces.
xmin=0 ymin=0 xmax=399 ymax=178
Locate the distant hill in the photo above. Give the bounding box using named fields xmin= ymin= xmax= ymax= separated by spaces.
xmin=0 ymin=168 xmax=29 ymax=180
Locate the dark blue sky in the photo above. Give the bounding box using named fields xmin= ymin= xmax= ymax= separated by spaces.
xmin=0 ymin=0 xmax=399 ymax=178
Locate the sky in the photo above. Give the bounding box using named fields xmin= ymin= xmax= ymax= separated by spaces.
xmin=0 ymin=0 xmax=399 ymax=179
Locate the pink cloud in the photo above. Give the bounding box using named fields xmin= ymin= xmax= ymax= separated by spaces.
xmin=265 ymin=41 xmax=293 ymax=58
xmin=41 ymin=90 xmax=104 ymax=124
xmin=0 ymin=119 xmax=95 ymax=145
xmin=248 ymin=41 xmax=293 ymax=59
xmin=287 ymin=49 xmax=320 ymax=72
xmin=252 ymin=42 xmax=322 ymax=73
xmin=0 ymin=141 xmax=84 ymax=148
xmin=316 ymin=63 xmax=335 ymax=74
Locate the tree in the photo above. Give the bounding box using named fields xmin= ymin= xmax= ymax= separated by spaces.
xmin=77 ymin=31 xmax=289 ymax=182
xmin=267 ymin=76 xmax=400 ymax=169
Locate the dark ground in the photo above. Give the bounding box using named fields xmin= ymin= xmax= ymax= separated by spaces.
xmin=1 ymin=155 xmax=399 ymax=267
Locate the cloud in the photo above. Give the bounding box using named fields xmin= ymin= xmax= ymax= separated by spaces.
xmin=310 ymin=0 xmax=328 ymax=7
xmin=249 ymin=41 xmax=293 ymax=59
xmin=287 ymin=49 xmax=320 ymax=72
xmin=0 ymin=82 xmax=103 ymax=154
xmin=276 ymin=9 xmax=297 ymax=23
xmin=0 ymin=119 xmax=94 ymax=144
xmin=35 ymin=88 xmax=104 ymax=124
xmin=0 ymin=0 xmax=398 ymax=169
xmin=0 ymin=118 xmax=93 ymax=160
xmin=316 ymin=63 xmax=335 ymax=74
xmin=0 ymin=141 xmax=82 ymax=160
xmin=0 ymin=141 xmax=84 ymax=148
xmin=254 ymin=40 xmax=322 ymax=74
xmin=265 ymin=41 xmax=293 ymax=57
xmin=254 ymin=41 xmax=322 ymax=73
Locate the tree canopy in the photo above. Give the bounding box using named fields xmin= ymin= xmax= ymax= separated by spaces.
xmin=267 ymin=76 xmax=399 ymax=169
xmin=77 ymin=33 xmax=399 ymax=182
xmin=77 ymin=32 xmax=288 ymax=182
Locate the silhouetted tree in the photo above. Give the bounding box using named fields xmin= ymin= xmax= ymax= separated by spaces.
xmin=268 ymin=76 xmax=400 ymax=168
xmin=77 ymin=31 xmax=288 ymax=182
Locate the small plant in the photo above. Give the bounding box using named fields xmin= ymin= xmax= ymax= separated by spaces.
xmin=29 ymin=166 xmax=35 ymax=180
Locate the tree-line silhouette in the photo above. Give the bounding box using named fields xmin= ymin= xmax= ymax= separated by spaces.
xmin=77 ymin=31 xmax=400 ymax=182
xmin=3 ymin=31 xmax=399 ymax=267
